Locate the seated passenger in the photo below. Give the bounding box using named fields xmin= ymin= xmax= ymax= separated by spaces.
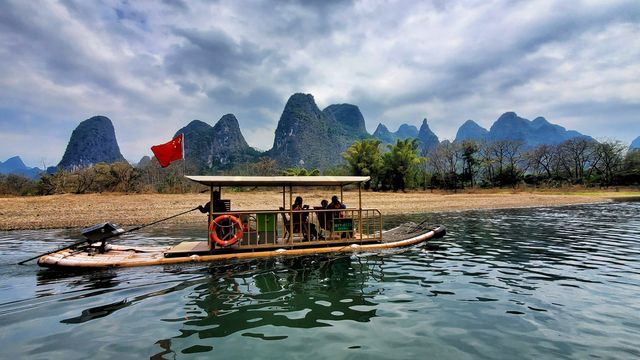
xmin=317 ymin=199 xmax=330 ymax=239
xmin=328 ymin=195 xmax=346 ymax=213
xmin=329 ymin=195 xmax=350 ymax=238
xmin=292 ymin=196 xmax=318 ymax=240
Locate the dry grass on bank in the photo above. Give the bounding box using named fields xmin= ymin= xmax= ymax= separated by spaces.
xmin=1 ymin=188 xmax=637 ymax=230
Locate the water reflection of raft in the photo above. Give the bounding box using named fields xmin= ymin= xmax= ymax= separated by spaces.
xmin=37 ymin=176 xmax=446 ymax=269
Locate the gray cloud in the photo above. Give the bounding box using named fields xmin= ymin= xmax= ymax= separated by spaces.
xmin=339 ymin=0 xmax=640 ymax=135
xmin=206 ymin=86 xmax=282 ymax=111
xmin=162 ymin=0 xmax=189 ymax=11
xmin=166 ymin=27 xmax=273 ymax=79
xmin=1 ymin=0 xmax=639 ymax=166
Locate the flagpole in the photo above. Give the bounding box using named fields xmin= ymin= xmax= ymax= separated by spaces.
xmin=182 ymin=133 xmax=185 ymax=162
xmin=182 ymin=132 xmax=186 ymax=183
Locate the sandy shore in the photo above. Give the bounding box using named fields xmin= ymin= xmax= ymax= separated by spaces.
xmin=1 ymin=189 xmax=637 ymax=231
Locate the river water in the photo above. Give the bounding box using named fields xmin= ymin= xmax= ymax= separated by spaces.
xmin=1 ymin=202 xmax=639 ymax=359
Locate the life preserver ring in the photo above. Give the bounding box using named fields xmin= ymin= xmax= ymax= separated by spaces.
xmin=209 ymin=214 xmax=243 ymax=247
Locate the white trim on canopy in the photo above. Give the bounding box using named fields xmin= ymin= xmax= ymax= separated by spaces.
xmin=185 ymin=175 xmax=370 ymax=187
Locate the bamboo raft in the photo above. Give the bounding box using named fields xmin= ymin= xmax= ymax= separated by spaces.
xmin=35 ymin=176 xmax=446 ymax=269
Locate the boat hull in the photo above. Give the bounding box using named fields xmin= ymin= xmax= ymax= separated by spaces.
xmin=37 ymin=224 xmax=445 ymax=269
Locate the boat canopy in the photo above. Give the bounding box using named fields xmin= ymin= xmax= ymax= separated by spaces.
xmin=186 ymin=175 xmax=370 ymax=187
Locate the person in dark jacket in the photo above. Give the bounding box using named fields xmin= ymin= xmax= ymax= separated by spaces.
xmin=328 ymin=195 xmax=346 ymax=210
xmin=199 ymin=191 xmax=230 ymax=240
xmin=198 ymin=191 xmax=227 ymax=214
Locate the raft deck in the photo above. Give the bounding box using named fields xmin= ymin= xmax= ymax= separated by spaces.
xmin=37 ymin=224 xmax=445 ymax=268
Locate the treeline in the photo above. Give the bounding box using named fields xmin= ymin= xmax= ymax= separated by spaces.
xmin=0 ymin=155 xmax=285 ymax=195
xmin=1 ymin=137 xmax=639 ymax=196
xmin=342 ymin=137 xmax=640 ymax=191
xmin=0 ymin=161 xmax=198 ymax=196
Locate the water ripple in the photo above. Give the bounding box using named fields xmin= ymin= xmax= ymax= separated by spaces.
xmin=0 ymin=202 xmax=639 ymax=359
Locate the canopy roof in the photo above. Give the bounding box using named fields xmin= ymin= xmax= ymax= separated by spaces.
xmin=186 ymin=175 xmax=370 ymax=187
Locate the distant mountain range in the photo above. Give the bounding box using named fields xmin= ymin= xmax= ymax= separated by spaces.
xmin=455 ymin=112 xmax=591 ymax=146
xmin=373 ymin=123 xmax=418 ymax=144
xmin=10 ymin=92 xmax=636 ymax=175
xmin=0 ymin=156 xmax=42 ymax=179
xmin=631 ymin=136 xmax=640 ymax=150
xmin=372 ymin=119 xmax=439 ymax=154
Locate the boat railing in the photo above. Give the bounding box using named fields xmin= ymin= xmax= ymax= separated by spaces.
xmin=208 ymin=208 xmax=383 ymax=249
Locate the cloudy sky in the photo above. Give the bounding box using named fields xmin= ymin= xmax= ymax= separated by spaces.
xmin=1 ymin=0 xmax=639 ymax=167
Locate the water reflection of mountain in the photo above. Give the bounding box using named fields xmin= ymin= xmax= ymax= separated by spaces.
xmin=152 ymin=255 xmax=383 ymax=355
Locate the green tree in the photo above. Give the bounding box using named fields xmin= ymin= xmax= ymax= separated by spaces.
xmin=382 ymin=138 xmax=423 ymax=191
xmin=342 ymin=139 xmax=382 ymax=189
xmin=619 ymin=149 xmax=640 ymax=184
xmin=460 ymin=140 xmax=479 ymax=187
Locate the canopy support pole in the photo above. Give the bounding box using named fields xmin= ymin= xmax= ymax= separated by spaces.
xmin=358 ymin=184 xmax=362 ymax=240
xmin=289 ymin=185 xmax=293 ymax=245
xmin=208 ymin=185 xmax=214 ymax=248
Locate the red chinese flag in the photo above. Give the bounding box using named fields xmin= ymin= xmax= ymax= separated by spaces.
xmin=151 ymin=134 xmax=184 ymax=168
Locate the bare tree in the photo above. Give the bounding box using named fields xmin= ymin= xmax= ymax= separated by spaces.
xmin=73 ymin=166 xmax=97 ymax=194
xmin=250 ymin=157 xmax=278 ymax=176
xmin=593 ymin=139 xmax=626 ymax=186
xmin=110 ymin=162 xmax=138 ymax=192
xmin=527 ymin=144 xmax=554 ymax=178
xmin=558 ymin=138 xmax=598 ymax=184
xmin=478 ymin=139 xmax=524 ymax=187
xmin=428 ymin=141 xmax=461 ymax=189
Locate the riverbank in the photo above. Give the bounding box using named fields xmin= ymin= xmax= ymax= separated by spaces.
xmin=1 ymin=189 xmax=638 ymax=230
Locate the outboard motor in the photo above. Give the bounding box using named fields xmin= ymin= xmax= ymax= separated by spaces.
xmin=82 ymin=223 xmax=125 ymax=252
xmin=82 ymin=222 xmax=125 ymax=241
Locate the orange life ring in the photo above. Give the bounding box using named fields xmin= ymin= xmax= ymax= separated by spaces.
xmin=209 ymin=214 xmax=243 ymax=247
